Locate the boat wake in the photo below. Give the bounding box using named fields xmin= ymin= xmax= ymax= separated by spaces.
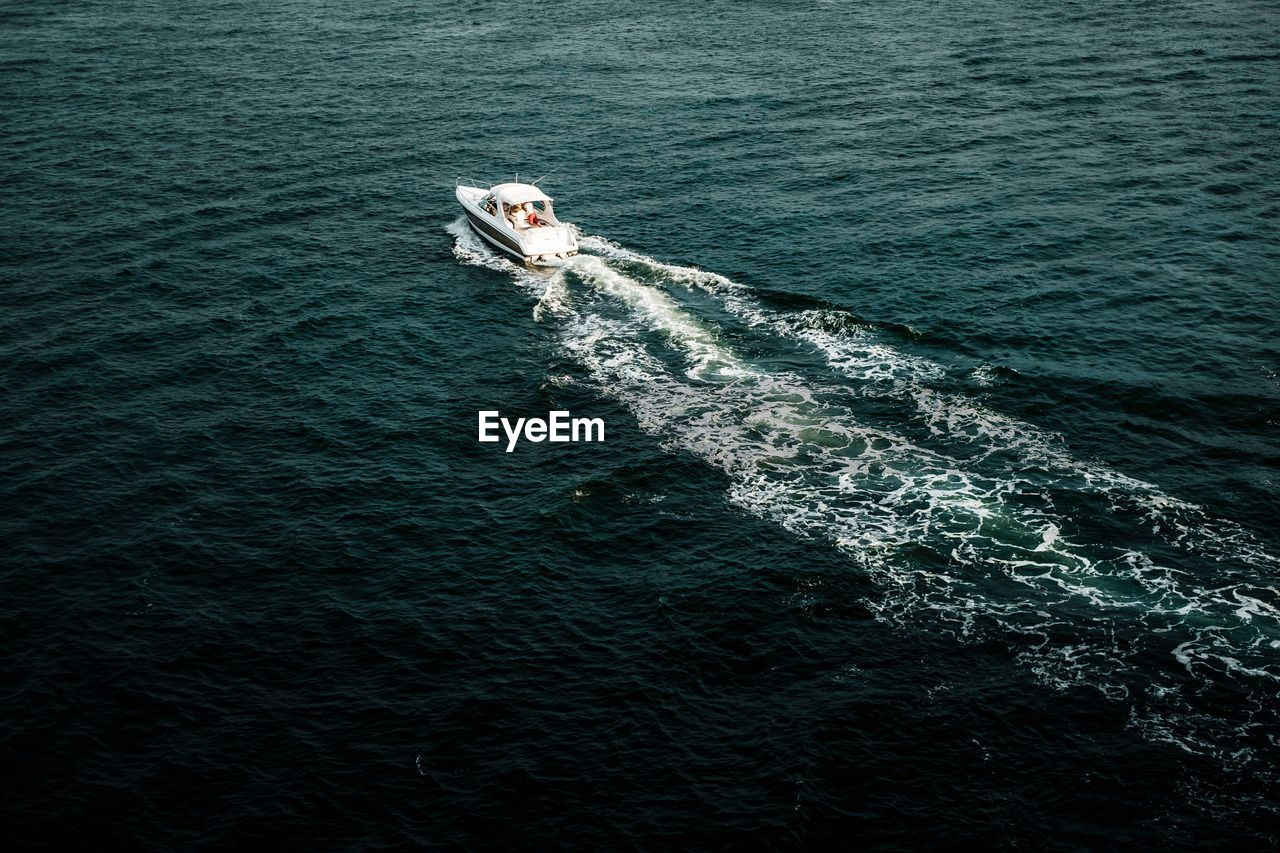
xmin=448 ymin=218 xmax=1279 ymax=785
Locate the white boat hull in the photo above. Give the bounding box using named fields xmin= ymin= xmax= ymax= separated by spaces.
xmin=455 ymin=185 xmax=578 ymax=267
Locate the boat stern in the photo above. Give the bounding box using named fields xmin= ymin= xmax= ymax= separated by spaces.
xmin=519 ymin=225 xmax=579 ymax=266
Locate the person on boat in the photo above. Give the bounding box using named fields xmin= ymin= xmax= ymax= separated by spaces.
xmin=511 ymin=203 xmax=529 ymax=229
xmin=525 ymin=203 xmax=541 ymax=227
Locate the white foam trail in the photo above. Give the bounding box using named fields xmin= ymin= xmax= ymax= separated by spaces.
xmin=567 ymin=254 xmax=748 ymax=380
xmin=454 ymin=224 xmax=1280 ymax=777
xmin=579 ymin=234 xmax=1277 ymax=572
xmin=573 ymin=236 xmax=1280 ymax=772
xmin=560 ymin=265 xmax=1245 ymax=621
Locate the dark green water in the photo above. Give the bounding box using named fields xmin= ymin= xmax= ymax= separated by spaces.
xmin=3 ymin=0 xmax=1279 ymax=847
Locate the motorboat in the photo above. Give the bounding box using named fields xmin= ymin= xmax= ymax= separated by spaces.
xmin=455 ymin=179 xmax=579 ymax=266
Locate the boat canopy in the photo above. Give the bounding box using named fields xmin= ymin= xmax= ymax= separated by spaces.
xmin=492 ymin=183 xmax=552 ymax=206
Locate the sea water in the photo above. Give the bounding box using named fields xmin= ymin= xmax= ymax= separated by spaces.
xmin=2 ymin=0 xmax=1277 ymax=847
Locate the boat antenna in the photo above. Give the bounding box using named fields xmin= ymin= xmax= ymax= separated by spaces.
xmin=531 ymin=167 xmax=558 ymax=186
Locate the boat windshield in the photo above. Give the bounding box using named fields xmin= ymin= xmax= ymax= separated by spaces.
xmin=502 ymin=199 xmax=556 ymax=228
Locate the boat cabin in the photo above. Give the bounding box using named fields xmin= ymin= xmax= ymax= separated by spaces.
xmin=478 ymin=183 xmax=560 ymax=231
